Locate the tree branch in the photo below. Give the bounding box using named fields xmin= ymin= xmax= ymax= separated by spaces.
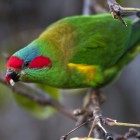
xmin=0 ymin=72 xmax=76 ymax=121
xmin=107 ymin=0 xmax=140 ymax=26
xmin=82 ymin=0 xmax=92 ymax=15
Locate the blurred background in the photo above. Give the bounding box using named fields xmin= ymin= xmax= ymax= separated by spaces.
xmin=0 ymin=0 xmax=140 ymax=140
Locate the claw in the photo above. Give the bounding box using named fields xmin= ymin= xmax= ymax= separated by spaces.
xmin=104 ymin=133 xmax=113 ymax=140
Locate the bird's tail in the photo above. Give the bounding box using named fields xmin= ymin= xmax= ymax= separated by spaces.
xmin=128 ymin=13 xmax=140 ymax=48
xmin=116 ymin=13 xmax=140 ymax=68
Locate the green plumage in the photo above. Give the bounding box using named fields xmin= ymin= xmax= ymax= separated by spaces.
xmin=6 ymin=14 xmax=140 ymax=89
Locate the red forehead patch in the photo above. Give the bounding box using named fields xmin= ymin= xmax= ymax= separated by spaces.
xmin=29 ymin=56 xmax=51 ymax=69
xmin=7 ymin=56 xmax=24 ymax=70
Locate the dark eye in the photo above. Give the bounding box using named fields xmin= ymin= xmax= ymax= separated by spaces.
xmin=23 ymin=62 xmax=30 ymax=68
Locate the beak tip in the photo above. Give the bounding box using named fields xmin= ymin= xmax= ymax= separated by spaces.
xmin=9 ymin=79 xmax=15 ymax=86
xmin=5 ymin=76 xmax=15 ymax=86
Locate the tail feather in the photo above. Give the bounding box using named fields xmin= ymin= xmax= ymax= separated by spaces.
xmin=129 ymin=17 xmax=140 ymax=48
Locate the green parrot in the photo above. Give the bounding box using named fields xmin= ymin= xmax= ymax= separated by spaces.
xmin=5 ymin=14 xmax=140 ymax=89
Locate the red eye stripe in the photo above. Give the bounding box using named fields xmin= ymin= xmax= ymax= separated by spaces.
xmin=29 ymin=56 xmax=51 ymax=69
xmin=7 ymin=56 xmax=24 ymax=70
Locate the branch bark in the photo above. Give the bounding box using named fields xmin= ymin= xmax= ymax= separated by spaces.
xmin=0 ymin=72 xmax=76 ymax=121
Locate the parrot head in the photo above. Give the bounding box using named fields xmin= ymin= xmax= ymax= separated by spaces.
xmin=5 ymin=40 xmax=52 ymax=86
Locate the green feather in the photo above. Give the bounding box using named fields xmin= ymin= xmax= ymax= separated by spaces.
xmin=8 ymin=14 xmax=140 ymax=88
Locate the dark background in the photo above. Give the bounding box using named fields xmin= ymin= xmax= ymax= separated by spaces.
xmin=0 ymin=0 xmax=140 ymax=140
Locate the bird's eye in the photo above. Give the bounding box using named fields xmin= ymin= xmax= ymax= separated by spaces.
xmin=23 ymin=62 xmax=30 ymax=68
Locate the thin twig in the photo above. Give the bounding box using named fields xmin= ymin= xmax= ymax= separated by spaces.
xmin=0 ymin=72 xmax=76 ymax=121
xmin=60 ymin=118 xmax=94 ymax=140
xmin=88 ymin=119 xmax=97 ymax=137
xmin=121 ymin=7 xmax=140 ymax=12
xmin=88 ymin=89 xmax=107 ymax=138
xmin=110 ymin=121 xmax=140 ymax=128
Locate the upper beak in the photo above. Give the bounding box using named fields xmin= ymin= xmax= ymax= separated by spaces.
xmin=5 ymin=69 xmax=20 ymax=86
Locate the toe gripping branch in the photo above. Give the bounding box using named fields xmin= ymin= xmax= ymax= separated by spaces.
xmin=107 ymin=0 xmax=140 ymax=26
xmin=60 ymin=88 xmax=140 ymax=140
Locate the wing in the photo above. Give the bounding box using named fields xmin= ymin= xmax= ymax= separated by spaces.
xmin=67 ymin=63 xmax=103 ymax=87
xmin=60 ymin=14 xmax=133 ymax=69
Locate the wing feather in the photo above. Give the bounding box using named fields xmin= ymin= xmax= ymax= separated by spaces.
xmin=60 ymin=14 xmax=132 ymax=69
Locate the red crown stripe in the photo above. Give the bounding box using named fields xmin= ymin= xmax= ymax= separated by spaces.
xmin=7 ymin=56 xmax=24 ymax=70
